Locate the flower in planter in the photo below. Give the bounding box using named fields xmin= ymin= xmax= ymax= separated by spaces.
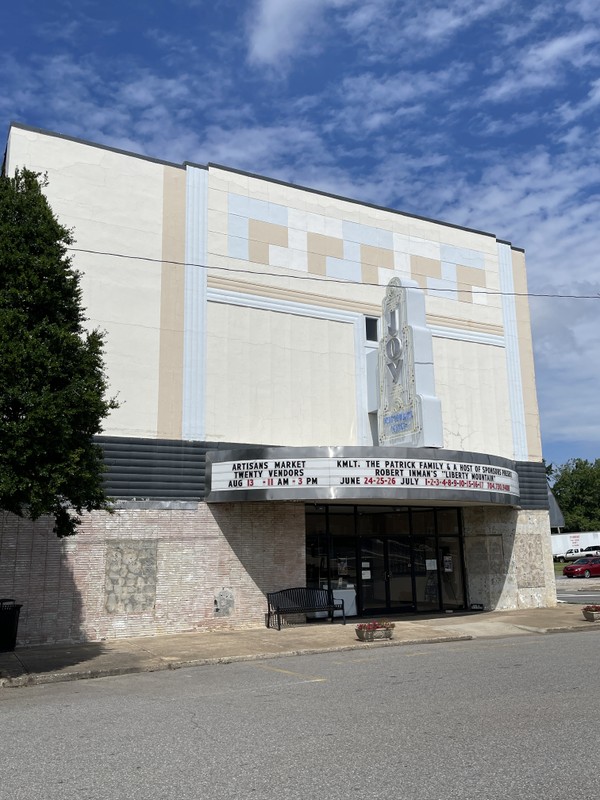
xmin=583 ymin=605 xmax=600 ymax=612
xmin=355 ymin=620 xmax=396 ymax=631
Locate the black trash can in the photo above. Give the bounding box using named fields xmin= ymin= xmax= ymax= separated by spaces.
xmin=0 ymin=599 xmax=22 ymax=652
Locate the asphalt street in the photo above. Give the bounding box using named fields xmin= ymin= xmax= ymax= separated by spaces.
xmin=558 ymin=589 xmax=600 ymax=603
xmin=1 ymin=630 xmax=599 ymax=800
xmin=555 ymin=575 xmax=600 ymax=605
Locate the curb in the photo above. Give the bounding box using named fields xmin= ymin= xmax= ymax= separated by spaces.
xmin=3 ymin=622 xmax=598 ymax=690
xmin=513 ymin=624 xmax=600 ymax=635
xmin=0 ymin=633 xmax=472 ymax=689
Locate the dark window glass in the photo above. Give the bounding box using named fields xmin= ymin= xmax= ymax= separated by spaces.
xmin=306 ymin=512 xmax=328 ymax=588
xmin=365 ymin=317 xmax=378 ymax=342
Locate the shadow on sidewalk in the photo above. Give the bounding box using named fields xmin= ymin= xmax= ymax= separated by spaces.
xmin=1 ymin=641 xmax=106 ymax=682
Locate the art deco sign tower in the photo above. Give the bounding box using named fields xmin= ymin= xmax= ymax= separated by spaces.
xmin=378 ymin=278 xmax=443 ymax=448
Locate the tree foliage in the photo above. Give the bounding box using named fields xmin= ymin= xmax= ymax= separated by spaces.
xmin=0 ymin=168 xmax=117 ymax=536
xmin=551 ymin=458 xmax=600 ymax=532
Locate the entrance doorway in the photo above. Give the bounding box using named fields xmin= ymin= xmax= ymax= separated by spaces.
xmin=305 ymin=505 xmax=466 ymax=615
xmin=360 ymin=537 xmax=414 ymax=613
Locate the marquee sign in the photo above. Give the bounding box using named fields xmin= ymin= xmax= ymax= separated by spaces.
xmin=206 ymin=451 xmax=519 ymax=503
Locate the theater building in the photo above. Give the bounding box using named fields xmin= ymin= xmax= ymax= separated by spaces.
xmin=0 ymin=123 xmax=555 ymax=645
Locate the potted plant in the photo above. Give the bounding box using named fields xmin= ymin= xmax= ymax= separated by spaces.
xmin=582 ymin=605 xmax=600 ymax=622
xmin=355 ymin=620 xmax=395 ymax=641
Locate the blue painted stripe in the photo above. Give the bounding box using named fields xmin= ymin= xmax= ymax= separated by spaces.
xmin=182 ymin=166 xmax=208 ymax=440
xmin=498 ymin=242 xmax=528 ymax=460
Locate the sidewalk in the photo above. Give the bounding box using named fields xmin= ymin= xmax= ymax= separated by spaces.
xmin=1 ymin=601 xmax=597 ymax=689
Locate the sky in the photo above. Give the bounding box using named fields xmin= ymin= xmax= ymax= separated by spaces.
xmin=1 ymin=0 xmax=599 ymax=468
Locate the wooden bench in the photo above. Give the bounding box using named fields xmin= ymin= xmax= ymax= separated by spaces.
xmin=266 ymin=587 xmax=346 ymax=630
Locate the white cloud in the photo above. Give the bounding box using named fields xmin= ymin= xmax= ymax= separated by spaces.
xmin=194 ymin=121 xmax=332 ymax=174
xmin=557 ymin=77 xmax=600 ymax=122
xmin=330 ymin=64 xmax=471 ymax=138
xmin=483 ymin=28 xmax=600 ymax=102
xmin=567 ymin=0 xmax=600 ymax=22
xmin=495 ymin=4 xmax=557 ymax=46
xmin=341 ymin=66 xmax=469 ymax=107
xmin=34 ymin=18 xmax=82 ymax=43
xmin=118 ymin=74 xmax=193 ymax=108
xmin=246 ymin=0 xmax=345 ymax=67
xmin=525 ymin=28 xmax=599 ymax=70
xmin=533 ymin=291 xmax=600 ymax=447
xmin=340 ymin=0 xmax=510 ymax=52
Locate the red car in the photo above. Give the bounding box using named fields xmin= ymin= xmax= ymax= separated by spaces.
xmin=563 ymin=557 xmax=600 ymax=578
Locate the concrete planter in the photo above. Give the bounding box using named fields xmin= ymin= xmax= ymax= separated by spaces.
xmin=582 ymin=609 xmax=600 ymax=622
xmin=355 ymin=627 xmax=393 ymax=642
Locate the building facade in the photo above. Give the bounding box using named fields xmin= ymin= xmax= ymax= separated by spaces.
xmin=1 ymin=123 xmax=555 ymax=645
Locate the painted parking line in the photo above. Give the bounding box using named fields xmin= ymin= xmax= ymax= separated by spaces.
xmin=250 ymin=663 xmax=326 ymax=682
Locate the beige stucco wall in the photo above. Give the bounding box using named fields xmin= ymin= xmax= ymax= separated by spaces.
xmin=511 ymin=249 xmax=543 ymax=461
xmin=205 ymin=302 xmax=358 ymax=445
xmin=157 ymin=168 xmax=187 ymax=439
xmin=205 ymin=164 xmax=519 ymax=455
xmin=433 ymin=338 xmax=514 ymax=458
xmin=6 ymin=126 xmax=176 ymax=439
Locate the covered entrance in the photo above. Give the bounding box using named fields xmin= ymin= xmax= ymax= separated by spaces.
xmin=306 ymin=505 xmax=466 ymax=615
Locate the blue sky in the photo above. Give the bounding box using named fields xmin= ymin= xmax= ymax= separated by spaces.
xmin=2 ymin=0 xmax=599 ymax=467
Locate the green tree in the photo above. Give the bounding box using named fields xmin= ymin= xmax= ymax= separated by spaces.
xmin=0 ymin=168 xmax=117 ymax=537
xmin=551 ymin=458 xmax=600 ymax=532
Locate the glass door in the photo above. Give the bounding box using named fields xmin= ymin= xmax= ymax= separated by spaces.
xmin=413 ymin=537 xmax=440 ymax=611
xmin=360 ymin=537 xmax=387 ymax=613
xmin=359 ymin=537 xmax=415 ymax=613
xmin=387 ymin=538 xmax=415 ymax=611
xmin=438 ymin=537 xmax=465 ymax=610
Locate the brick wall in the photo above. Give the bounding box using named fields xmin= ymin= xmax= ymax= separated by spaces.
xmin=0 ymin=502 xmax=306 ymax=645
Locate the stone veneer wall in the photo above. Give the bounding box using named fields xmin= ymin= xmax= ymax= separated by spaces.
xmin=462 ymin=507 xmax=556 ymax=610
xmin=0 ymin=502 xmax=305 ymax=645
xmin=0 ymin=502 xmax=557 ymax=645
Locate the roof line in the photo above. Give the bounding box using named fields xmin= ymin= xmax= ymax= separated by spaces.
xmin=8 ymin=121 xmax=185 ymax=170
xmin=8 ymin=122 xmax=522 ymax=251
xmin=204 ymin=161 xmax=511 ymax=245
